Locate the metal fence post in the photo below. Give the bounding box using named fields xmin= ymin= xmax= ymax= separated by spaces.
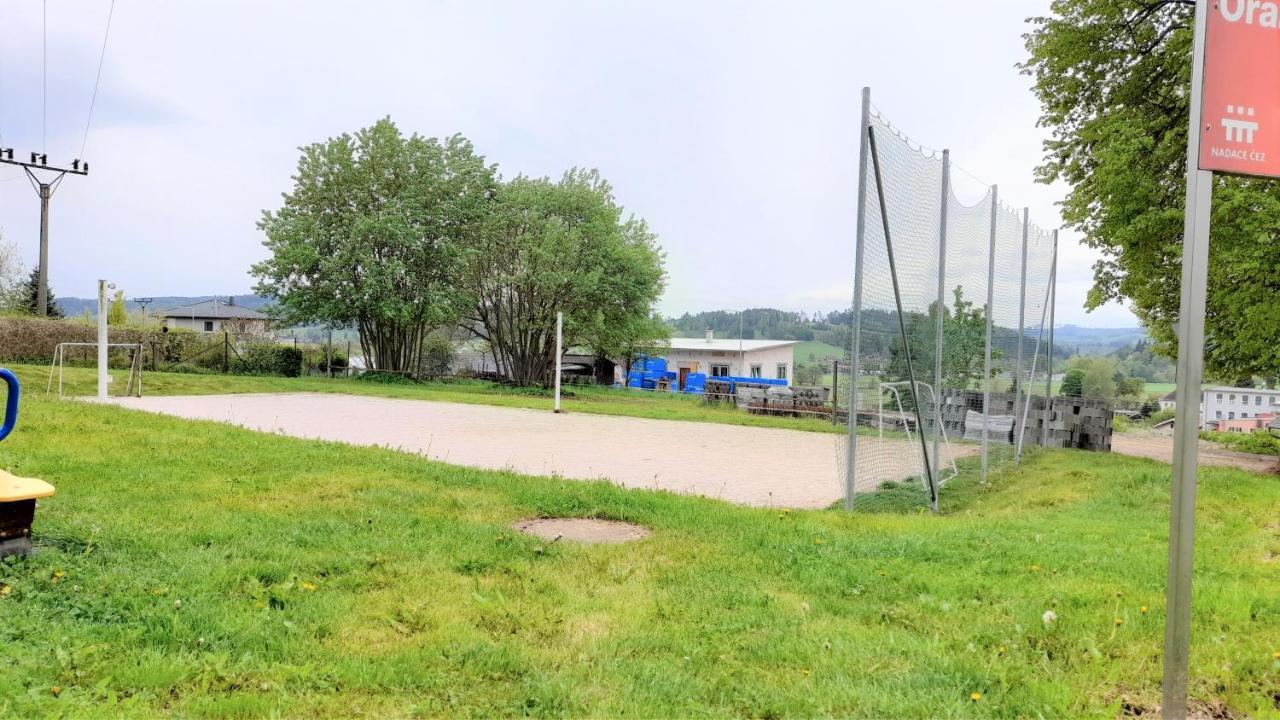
xmin=1042 ymin=231 xmax=1058 ymax=448
xmin=844 ymin=87 xmax=873 ymax=510
xmin=981 ymin=186 xmax=998 ymax=484
xmin=831 ymin=358 xmax=839 ymax=427
xmin=931 ymin=149 xmax=950 ymax=500
xmin=1013 ymin=207 xmax=1030 ymax=462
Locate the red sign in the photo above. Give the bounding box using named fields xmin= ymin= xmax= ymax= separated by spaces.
xmin=1199 ymin=0 xmax=1280 ymax=177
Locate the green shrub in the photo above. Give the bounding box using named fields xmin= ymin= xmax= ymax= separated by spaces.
xmin=354 ymin=370 xmax=417 ymax=385
xmin=1199 ymin=429 xmax=1280 ymax=456
xmin=419 ymin=336 xmax=455 ymax=378
xmin=232 ymin=344 xmax=304 ymax=377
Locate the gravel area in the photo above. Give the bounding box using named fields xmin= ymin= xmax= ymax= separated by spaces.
xmin=1112 ymin=430 xmax=1278 ymax=474
xmin=98 ymin=392 xmax=965 ymax=508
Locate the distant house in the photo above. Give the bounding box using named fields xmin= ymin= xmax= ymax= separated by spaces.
xmin=1212 ymin=413 xmax=1276 ymax=434
xmin=638 ymin=331 xmax=798 ymax=388
xmin=1158 ymin=390 xmax=1177 ymax=412
xmin=158 ymin=298 xmax=273 ymax=334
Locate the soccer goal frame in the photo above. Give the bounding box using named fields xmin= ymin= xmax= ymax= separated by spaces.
xmin=878 ymin=380 xmax=960 ymax=490
xmin=46 ymin=342 xmax=145 ymax=399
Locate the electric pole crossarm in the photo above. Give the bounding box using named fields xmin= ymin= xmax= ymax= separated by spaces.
xmin=3 ymin=148 xmax=93 ymax=318
xmin=0 ymin=154 xmax=89 ymax=176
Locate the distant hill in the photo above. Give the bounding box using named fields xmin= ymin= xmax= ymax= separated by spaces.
xmin=56 ymin=294 xmax=273 ymax=318
xmin=1051 ymin=325 xmax=1150 ymax=356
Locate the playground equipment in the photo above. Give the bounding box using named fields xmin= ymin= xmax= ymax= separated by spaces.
xmin=0 ymin=369 xmax=56 ymax=557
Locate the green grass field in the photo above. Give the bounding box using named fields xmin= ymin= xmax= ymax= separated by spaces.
xmin=0 ymin=392 xmax=1276 ymax=717
xmin=793 ymin=340 xmax=845 ymax=365
xmin=16 ymin=363 xmax=846 ymax=435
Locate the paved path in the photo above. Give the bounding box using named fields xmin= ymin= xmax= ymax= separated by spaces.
xmin=99 ymin=393 xmax=959 ymax=509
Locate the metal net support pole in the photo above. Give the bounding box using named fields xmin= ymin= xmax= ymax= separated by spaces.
xmin=867 ymin=125 xmax=937 ymax=510
xmin=981 ymin=186 xmax=998 ymax=484
xmin=1013 ymin=208 xmax=1030 ymax=463
xmin=844 ymin=86 xmax=872 ymax=511
xmin=1017 ymin=260 xmax=1055 ymax=459
xmin=1042 ymin=231 xmax=1058 ymax=448
xmin=931 ymin=149 xmax=950 ymax=502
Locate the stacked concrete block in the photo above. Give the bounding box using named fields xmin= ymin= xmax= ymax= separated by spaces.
xmin=931 ymin=390 xmax=1112 ymax=452
xmin=1041 ymin=397 xmax=1113 ymax=452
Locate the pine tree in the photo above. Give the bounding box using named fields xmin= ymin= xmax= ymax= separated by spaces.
xmin=21 ymin=266 xmax=63 ymax=318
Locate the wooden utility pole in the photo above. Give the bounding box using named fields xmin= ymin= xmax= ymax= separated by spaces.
xmin=0 ymin=150 xmax=90 ymax=317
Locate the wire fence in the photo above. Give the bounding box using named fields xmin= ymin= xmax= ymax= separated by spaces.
xmin=839 ymin=89 xmax=1060 ymax=511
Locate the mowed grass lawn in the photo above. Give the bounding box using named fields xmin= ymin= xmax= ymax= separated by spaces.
xmin=0 ymin=395 xmax=1277 ymax=717
xmin=15 ymin=363 xmax=845 ymax=435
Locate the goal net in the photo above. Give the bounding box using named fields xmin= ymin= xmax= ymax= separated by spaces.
xmin=46 ymin=342 xmax=145 ymax=398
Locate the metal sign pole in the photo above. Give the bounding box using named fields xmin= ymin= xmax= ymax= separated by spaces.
xmin=1164 ymin=1 xmax=1212 ymax=716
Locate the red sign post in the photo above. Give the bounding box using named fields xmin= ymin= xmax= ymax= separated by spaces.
xmin=1199 ymin=0 xmax=1280 ymax=177
xmin=1168 ymin=1 xmax=1277 ymax=718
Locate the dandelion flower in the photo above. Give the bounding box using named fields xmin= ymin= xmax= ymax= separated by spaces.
xmin=0 ymin=584 xmax=10 ymax=597
xmin=301 ymin=581 xmax=317 ymax=592
xmin=1273 ymin=650 xmax=1280 ymax=660
xmin=814 ymin=538 xmax=824 ymax=545
xmin=1140 ymin=606 xmax=1149 ymax=614
xmin=1030 ymin=564 xmax=1042 ymax=572
xmin=970 ymin=692 xmax=982 ymax=701
xmin=51 ymin=686 xmax=61 ymax=697
xmin=1114 ymin=618 xmax=1123 ymax=626
xmin=51 ymin=570 xmax=66 ymax=582
xmin=1042 ymin=610 xmax=1057 ymax=626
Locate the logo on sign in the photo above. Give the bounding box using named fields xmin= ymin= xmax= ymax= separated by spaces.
xmin=1223 ymin=105 xmax=1259 ymax=143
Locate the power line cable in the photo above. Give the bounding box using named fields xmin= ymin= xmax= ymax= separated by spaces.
xmin=79 ymin=0 xmax=116 ymax=159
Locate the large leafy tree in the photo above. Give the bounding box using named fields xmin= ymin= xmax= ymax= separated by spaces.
xmin=462 ymin=169 xmax=666 ymax=386
xmin=1023 ymin=0 xmax=1280 ymax=383
xmin=253 ymin=119 xmax=496 ymax=372
xmin=888 ymin=287 xmax=995 ymax=391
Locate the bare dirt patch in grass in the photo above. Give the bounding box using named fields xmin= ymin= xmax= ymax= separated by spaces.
xmin=513 ymin=517 xmax=650 ymax=544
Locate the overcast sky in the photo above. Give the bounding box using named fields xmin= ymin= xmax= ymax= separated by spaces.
xmin=0 ymin=0 xmax=1139 ymax=327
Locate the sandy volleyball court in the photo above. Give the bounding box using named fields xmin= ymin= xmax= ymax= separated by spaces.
xmin=99 ymin=393 xmax=957 ymax=508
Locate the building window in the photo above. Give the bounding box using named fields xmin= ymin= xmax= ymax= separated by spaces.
xmin=1216 ymin=411 xmax=1222 ymax=419
xmin=749 ymin=364 xmax=762 ymax=378
xmin=1228 ymin=411 xmax=1235 ymax=419
xmin=711 ymin=364 xmax=730 ymax=377
xmin=1217 ymin=393 xmax=1223 ymax=401
xmin=1229 ymin=394 xmax=1236 ymax=402
xmin=1257 ymin=395 xmax=1263 ymax=405
xmin=203 ymin=320 xmax=214 ymax=332
xmin=1242 ymin=412 xmax=1249 ymax=418
xmin=777 ymin=363 xmax=787 ymax=381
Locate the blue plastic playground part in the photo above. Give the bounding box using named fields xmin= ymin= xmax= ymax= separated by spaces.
xmin=0 ymin=368 xmax=18 ymax=443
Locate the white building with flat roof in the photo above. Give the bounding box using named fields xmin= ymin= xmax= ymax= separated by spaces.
xmin=655 ymin=331 xmax=798 ymax=386
xmin=1200 ymin=386 xmax=1280 ymax=428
